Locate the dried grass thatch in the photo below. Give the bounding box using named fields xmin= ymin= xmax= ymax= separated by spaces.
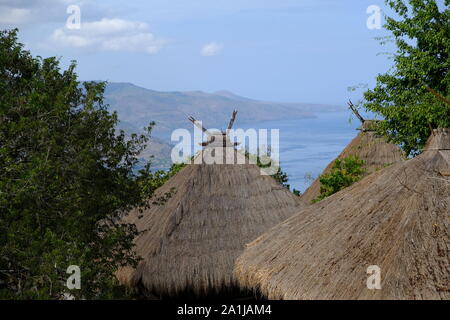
xmin=300 ymin=120 xmax=405 ymax=204
xmin=234 ymin=128 xmax=450 ymax=300
xmin=116 ymin=145 xmax=303 ymax=297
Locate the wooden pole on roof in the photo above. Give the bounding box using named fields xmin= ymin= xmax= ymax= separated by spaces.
xmin=227 ymin=110 xmax=238 ymax=130
xmin=423 ymin=85 xmax=450 ymax=107
xmin=348 ymin=100 xmax=365 ymax=124
xmin=188 ymin=116 xmax=210 ymax=135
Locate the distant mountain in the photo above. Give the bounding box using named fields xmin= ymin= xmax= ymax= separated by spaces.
xmin=104 ymin=82 xmax=345 ymax=169
xmin=213 ymin=90 xmax=254 ymax=101
xmin=104 ymin=82 xmax=344 ymax=140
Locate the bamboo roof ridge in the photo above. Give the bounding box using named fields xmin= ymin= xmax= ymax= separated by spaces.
xmin=234 ymin=128 xmax=450 ymax=300
xmin=300 ymin=101 xmax=405 ymax=204
xmin=116 ymin=111 xmax=303 ymax=296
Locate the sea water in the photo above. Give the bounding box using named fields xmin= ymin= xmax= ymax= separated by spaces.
xmin=239 ymin=111 xmax=361 ymax=192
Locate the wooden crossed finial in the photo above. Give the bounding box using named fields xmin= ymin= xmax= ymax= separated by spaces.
xmin=188 ymin=116 xmax=210 ymax=135
xmin=188 ymin=110 xmax=239 ymax=147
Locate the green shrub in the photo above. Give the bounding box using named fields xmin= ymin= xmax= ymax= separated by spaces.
xmin=312 ymin=156 xmax=365 ymax=203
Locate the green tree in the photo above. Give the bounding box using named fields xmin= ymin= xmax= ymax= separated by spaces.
xmin=313 ymin=156 xmax=365 ymax=203
xmin=363 ymin=0 xmax=450 ymax=156
xmin=0 ymin=29 xmax=163 ymax=299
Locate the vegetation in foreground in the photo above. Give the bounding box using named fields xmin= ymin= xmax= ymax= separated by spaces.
xmin=0 ymin=0 xmax=447 ymax=300
xmin=0 ymin=29 xmax=181 ymax=299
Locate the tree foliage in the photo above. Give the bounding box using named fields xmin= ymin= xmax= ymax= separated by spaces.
xmin=363 ymin=0 xmax=450 ymax=156
xmin=313 ymin=156 xmax=365 ymax=203
xmin=0 ymin=29 xmax=174 ymax=299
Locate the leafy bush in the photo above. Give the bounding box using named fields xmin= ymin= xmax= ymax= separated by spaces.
xmin=312 ymin=156 xmax=365 ymax=203
xmin=0 ymin=29 xmax=163 ymax=299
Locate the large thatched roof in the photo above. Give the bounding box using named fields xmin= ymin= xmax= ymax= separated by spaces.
xmin=234 ymin=128 xmax=450 ymax=300
xmin=300 ymin=120 xmax=405 ymax=204
xmin=116 ymin=115 xmax=303 ymax=296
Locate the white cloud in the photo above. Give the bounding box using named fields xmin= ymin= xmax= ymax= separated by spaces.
xmin=51 ymin=18 xmax=165 ymax=54
xmin=201 ymin=42 xmax=224 ymax=57
xmin=0 ymin=0 xmax=73 ymax=25
xmin=0 ymin=1 xmax=118 ymax=30
xmin=0 ymin=7 xmax=31 ymax=24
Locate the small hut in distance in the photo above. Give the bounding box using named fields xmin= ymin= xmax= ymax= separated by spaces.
xmin=116 ymin=111 xmax=303 ymax=298
xmin=300 ymin=101 xmax=405 ymax=204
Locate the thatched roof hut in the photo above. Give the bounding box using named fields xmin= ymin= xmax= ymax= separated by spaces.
xmin=116 ymin=112 xmax=303 ymax=297
xmin=300 ymin=116 xmax=405 ymax=204
xmin=234 ymin=128 xmax=450 ymax=300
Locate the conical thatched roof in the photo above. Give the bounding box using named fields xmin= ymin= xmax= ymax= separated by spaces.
xmin=116 ymin=113 xmax=303 ymax=296
xmin=300 ymin=119 xmax=405 ymax=204
xmin=234 ymin=128 xmax=450 ymax=300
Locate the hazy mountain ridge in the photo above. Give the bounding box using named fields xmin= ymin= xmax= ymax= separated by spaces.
xmin=104 ymin=82 xmax=345 ymax=169
xmin=104 ymin=82 xmax=344 ymax=139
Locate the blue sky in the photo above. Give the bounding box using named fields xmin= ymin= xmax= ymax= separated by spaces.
xmin=0 ymin=0 xmax=402 ymax=105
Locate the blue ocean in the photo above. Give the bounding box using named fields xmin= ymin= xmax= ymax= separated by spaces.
xmin=239 ymin=112 xmax=361 ymax=192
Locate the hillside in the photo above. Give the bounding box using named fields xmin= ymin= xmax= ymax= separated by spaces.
xmin=104 ymin=82 xmax=345 ymax=169
xmin=104 ymin=82 xmax=344 ymax=139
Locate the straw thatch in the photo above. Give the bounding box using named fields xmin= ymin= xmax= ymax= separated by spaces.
xmin=116 ymin=129 xmax=303 ymax=296
xmin=234 ymin=128 xmax=450 ymax=300
xmin=300 ymin=120 xmax=405 ymax=204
